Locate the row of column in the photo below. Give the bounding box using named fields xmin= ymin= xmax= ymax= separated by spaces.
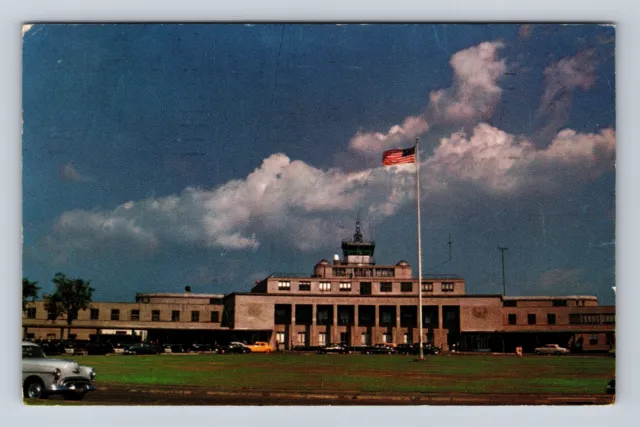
xmin=286 ymin=304 xmax=445 ymax=348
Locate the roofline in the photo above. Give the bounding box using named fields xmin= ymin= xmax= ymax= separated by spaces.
xmin=233 ymin=292 xmax=503 ymax=298
xmin=502 ymin=295 xmax=599 ymax=301
xmin=135 ymin=293 xmax=226 ymax=298
xmin=264 ymin=273 xmax=465 ymax=280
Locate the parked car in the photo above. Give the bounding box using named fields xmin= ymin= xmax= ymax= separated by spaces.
xmin=22 ymin=341 xmax=96 ymax=400
xmin=162 ymin=344 xmax=185 ymax=353
xmin=534 ymin=344 xmax=570 ymax=355
xmin=187 ymin=343 xmax=219 ymax=353
xmin=395 ymin=344 xmax=417 ymax=355
xmin=394 ymin=343 xmax=440 ymax=355
xmin=606 ymin=379 xmax=615 ymax=394
xmin=38 ymin=341 xmax=66 ymax=356
xmin=123 ymin=343 xmax=159 ymax=355
xmin=361 ymin=344 xmax=395 ymax=355
xmin=218 ymin=343 xmax=251 ymax=354
xmin=247 ymin=341 xmax=274 ymax=353
xmin=317 ymin=343 xmax=349 ymax=354
xmin=418 ymin=343 xmax=441 ymax=355
xmin=230 ymin=341 xmax=250 ymax=347
xmin=84 ymin=342 xmax=114 ymax=355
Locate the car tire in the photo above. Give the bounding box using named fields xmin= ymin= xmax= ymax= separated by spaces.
xmin=555 ymin=351 xmax=562 ymax=356
xmin=23 ymin=378 xmax=46 ymax=400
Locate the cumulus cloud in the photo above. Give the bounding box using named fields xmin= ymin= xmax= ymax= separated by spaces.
xmin=427 ymin=41 xmax=506 ymax=124
xmin=535 ymin=49 xmax=598 ymax=145
xmin=40 ymin=124 xmax=615 ymax=260
xmin=42 ymin=154 xmax=412 ymax=257
xmin=60 ymin=162 xmax=93 ymax=182
xmin=349 ymin=41 xmax=506 ymax=156
xmin=423 ymin=123 xmax=615 ymax=196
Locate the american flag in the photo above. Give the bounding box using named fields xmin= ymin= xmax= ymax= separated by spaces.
xmin=382 ymin=146 xmax=416 ymax=166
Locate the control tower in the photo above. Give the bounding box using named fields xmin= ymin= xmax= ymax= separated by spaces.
xmin=340 ymin=220 xmax=375 ymax=265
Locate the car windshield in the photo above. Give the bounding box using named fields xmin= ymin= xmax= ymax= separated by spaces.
xmin=22 ymin=345 xmax=46 ymax=359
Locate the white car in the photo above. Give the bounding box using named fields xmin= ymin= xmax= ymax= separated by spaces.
xmin=534 ymin=344 xmax=570 ymax=355
xmin=22 ymin=341 xmax=96 ymax=400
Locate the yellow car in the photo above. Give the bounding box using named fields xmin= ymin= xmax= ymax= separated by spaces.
xmin=247 ymin=341 xmax=274 ymax=353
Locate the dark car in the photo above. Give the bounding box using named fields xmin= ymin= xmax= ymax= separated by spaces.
xmin=123 ymin=343 xmax=159 ymax=355
xmin=606 ymin=379 xmax=615 ymax=394
xmin=419 ymin=343 xmax=441 ymax=355
xmin=38 ymin=341 xmax=66 ymax=356
xmin=317 ymin=343 xmax=349 ymax=354
xmin=188 ymin=343 xmax=220 ymax=353
xmin=361 ymin=344 xmax=395 ymax=355
xmin=162 ymin=344 xmax=185 ymax=353
xmin=84 ymin=342 xmax=115 ymax=355
xmin=218 ymin=343 xmax=251 ymax=354
xmin=394 ymin=343 xmax=440 ymax=356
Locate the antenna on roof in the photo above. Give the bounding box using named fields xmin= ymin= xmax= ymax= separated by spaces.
xmin=354 ymin=215 xmax=363 ymax=242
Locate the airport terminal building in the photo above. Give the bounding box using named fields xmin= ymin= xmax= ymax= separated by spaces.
xmin=22 ymin=222 xmax=615 ymax=353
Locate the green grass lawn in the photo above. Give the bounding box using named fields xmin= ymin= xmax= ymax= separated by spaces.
xmin=67 ymin=353 xmax=614 ymax=395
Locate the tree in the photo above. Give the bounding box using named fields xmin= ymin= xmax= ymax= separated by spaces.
xmin=45 ymin=273 xmax=94 ymax=340
xmin=22 ymin=278 xmax=40 ymax=311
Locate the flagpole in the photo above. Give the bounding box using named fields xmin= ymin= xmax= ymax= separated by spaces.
xmin=416 ymin=137 xmax=424 ymax=360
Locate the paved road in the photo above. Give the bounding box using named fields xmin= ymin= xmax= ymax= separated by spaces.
xmin=52 ymin=384 xmax=614 ymax=406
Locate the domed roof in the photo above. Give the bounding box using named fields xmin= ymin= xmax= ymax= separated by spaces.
xmin=396 ymin=260 xmax=410 ymax=266
xmin=315 ymin=259 xmax=330 ymax=266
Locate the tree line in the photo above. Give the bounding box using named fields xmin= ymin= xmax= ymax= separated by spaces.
xmin=22 ymin=273 xmax=94 ymax=339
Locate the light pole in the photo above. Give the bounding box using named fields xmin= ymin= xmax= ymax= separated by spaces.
xmin=499 ymin=247 xmax=508 ymax=296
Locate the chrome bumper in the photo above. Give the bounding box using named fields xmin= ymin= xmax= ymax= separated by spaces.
xmin=47 ymin=383 xmax=97 ymax=394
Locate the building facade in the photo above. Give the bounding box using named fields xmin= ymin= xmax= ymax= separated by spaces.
xmin=22 ymin=222 xmax=615 ymax=353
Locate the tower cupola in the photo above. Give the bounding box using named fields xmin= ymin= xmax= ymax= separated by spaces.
xmin=341 ymin=219 xmax=375 ymax=265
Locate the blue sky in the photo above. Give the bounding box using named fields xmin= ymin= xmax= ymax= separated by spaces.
xmin=22 ymin=24 xmax=616 ymax=304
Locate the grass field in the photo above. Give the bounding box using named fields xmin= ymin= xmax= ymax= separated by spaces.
xmin=65 ymin=353 xmax=615 ymax=395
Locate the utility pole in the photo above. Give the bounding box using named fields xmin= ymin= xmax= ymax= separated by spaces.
xmin=498 ymin=247 xmax=508 ymax=296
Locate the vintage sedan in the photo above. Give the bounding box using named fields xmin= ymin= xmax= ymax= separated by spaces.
xmin=534 ymin=344 xmax=570 ymax=355
xmin=187 ymin=343 xmax=219 ymax=353
xmin=22 ymin=341 xmax=96 ymax=400
xmin=247 ymin=341 xmax=274 ymax=353
xmin=361 ymin=344 xmax=395 ymax=355
xmin=417 ymin=343 xmax=441 ymax=355
xmin=123 ymin=343 xmax=160 ymax=355
xmin=317 ymin=343 xmax=349 ymax=354
xmin=218 ymin=343 xmax=251 ymax=354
